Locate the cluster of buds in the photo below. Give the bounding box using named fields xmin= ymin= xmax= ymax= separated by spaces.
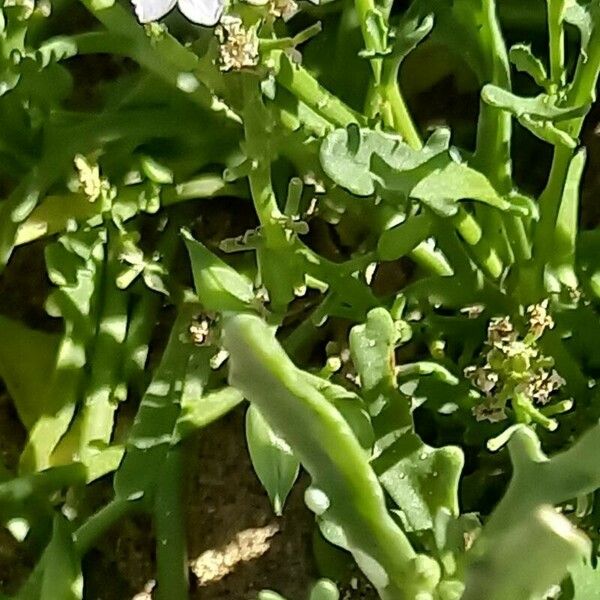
xmin=189 ymin=313 xmax=217 ymax=346
xmin=74 ymin=154 xmax=113 ymax=205
xmin=4 ymin=0 xmax=50 ymax=19
xmin=143 ymin=22 xmax=167 ymax=44
xmin=466 ymin=301 xmax=566 ymax=427
xmin=216 ymin=17 xmax=259 ymax=72
xmin=188 ymin=314 xmax=232 ymax=369
xmin=320 ymin=341 xmax=358 ymax=384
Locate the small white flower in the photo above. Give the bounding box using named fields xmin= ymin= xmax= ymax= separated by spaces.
xmin=132 ymin=0 xmax=224 ymax=26
xmin=189 ymin=314 xmax=216 ymax=345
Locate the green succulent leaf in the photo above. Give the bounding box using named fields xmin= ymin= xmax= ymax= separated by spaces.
xmin=309 ymin=579 xmax=340 ymax=600
xmin=569 ymin=555 xmax=600 ymax=599
xmin=410 ymin=159 xmax=511 ymax=212
xmin=320 ymin=127 xmax=407 ymax=196
xmin=517 ymin=115 xmax=578 ymax=149
xmin=482 ymin=85 xmax=590 ymax=121
xmin=463 ymin=506 xmax=590 ymax=600
xmin=373 ymin=433 xmax=464 ymax=532
xmin=564 ymin=0 xmax=599 ymax=60
xmin=319 ymin=126 xmax=449 ymax=196
xmin=485 ymin=425 xmax=600 ymax=531
xmin=258 ymin=592 xmax=288 ymax=600
xmin=372 ymin=153 xmax=511 ymax=215
xmin=40 ymin=515 xmax=83 ymax=600
xmin=89 ymin=0 xmax=115 ymax=9
xmin=378 ymin=213 xmax=433 ymax=261
xmin=173 ymin=387 xmax=244 ymax=443
xmin=183 ymin=229 xmax=255 ymax=312
xmin=509 ymin=44 xmax=549 ymax=88
xmin=114 ymin=306 xmax=211 ymax=504
xmin=223 ymin=313 xmax=441 ymax=598
xmin=463 ymin=424 xmax=600 ymax=599
xmin=349 ymin=307 xmax=399 ymax=395
xmin=246 ymin=404 xmax=300 ymax=516
xmin=0 ymin=316 xmax=59 ymax=431
xmin=140 ymin=156 xmax=173 ymax=185
xmin=392 ymin=13 xmax=434 ymax=63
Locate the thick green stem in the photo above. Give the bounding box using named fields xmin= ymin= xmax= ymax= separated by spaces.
xmin=270 ymin=51 xmax=364 ymax=128
xmin=528 ymin=29 xmax=600 ymax=297
xmin=122 ymin=222 xmax=180 ymax=392
xmin=79 ymin=1 xmax=217 ymax=111
xmin=80 ymin=224 xmax=128 ymax=457
xmin=114 ymin=304 xmax=208 ymax=503
xmin=504 ymin=215 xmax=531 ymax=263
xmin=73 ymin=498 xmax=136 ymax=555
xmin=452 ymin=208 xmax=503 ymax=279
xmin=547 ymin=0 xmax=566 ymax=87
xmin=0 ymin=464 xmax=86 ymax=517
xmin=473 ymin=1 xmax=513 ymax=190
xmin=154 ymin=446 xmax=188 ymax=600
xmin=16 ymin=175 xmax=244 ymax=247
xmin=380 ymin=59 xmax=421 ymax=150
xmin=271 ymin=59 xmax=449 ymax=278
xmin=536 ymin=147 xmax=573 ymax=246
xmin=224 ymin=314 xmax=441 ymax=599
xmin=487 ymin=424 xmax=600 ymax=534
xmin=242 ymin=74 xmax=284 ymax=237
xmin=470 ymin=1 xmax=525 ymax=275
xmin=353 ymin=0 xmax=421 ymax=147
xmin=410 ymin=242 xmax=453 ymax=276
xmin=452 ymin=208 xmax=482 ymax=246
xmin=354 ymin=0 xmax=383 ymax=87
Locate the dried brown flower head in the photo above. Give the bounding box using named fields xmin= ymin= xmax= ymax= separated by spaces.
xmin=527 ymin=299 xmax=554 ymax=338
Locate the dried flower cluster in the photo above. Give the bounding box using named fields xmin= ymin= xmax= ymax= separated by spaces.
xmin=526 ymin=299 xmax=554 ymax=338
xmin=526 ymin=369 xmax=565 ymax=405
xmin=216 ymin=16 xmax=259 ymax=72
xmin=467 ymin=301 xmax=565 ymax=425
xmin=269 ymin=0 xmax=298 ymax=20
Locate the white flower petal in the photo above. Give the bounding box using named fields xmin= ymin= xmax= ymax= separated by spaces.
xmin=132 ymin=0 xmax=176 ymax=23
xmin=177 ymin=0 xmax=224 ymax=26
